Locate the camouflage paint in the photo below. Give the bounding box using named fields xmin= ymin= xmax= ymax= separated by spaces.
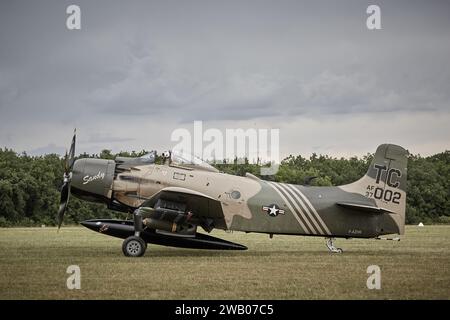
xmin=70 ymin=144 xmax=407 ymax=240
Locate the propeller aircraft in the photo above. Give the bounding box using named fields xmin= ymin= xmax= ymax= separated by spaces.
xmin=57 ymin=131 xmax=408 ymax=256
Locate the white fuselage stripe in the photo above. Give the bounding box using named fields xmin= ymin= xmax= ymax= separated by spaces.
xmin=282 ymin=183 xmax=325 ymax=235
xmin=292 ymin=185 xmax=331 ymax=235
xmin=276 ymin=183 xmax=320 ymax=234
xmin=267 ymin=182 xmax=311 ymax=234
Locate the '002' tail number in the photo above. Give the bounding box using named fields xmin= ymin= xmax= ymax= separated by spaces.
xmin=366 ymin=185 xmax=401 ymax=204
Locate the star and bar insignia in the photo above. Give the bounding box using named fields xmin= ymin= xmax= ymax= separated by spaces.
xmin=262 ymin=204 xmax=285 ymax=217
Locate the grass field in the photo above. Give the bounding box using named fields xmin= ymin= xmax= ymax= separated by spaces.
xmin=0 ymin=225 xmax=449 ymax=299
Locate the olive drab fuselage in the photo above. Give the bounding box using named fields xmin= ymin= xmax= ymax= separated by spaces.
xmin=82 ymin=145 xmax=406 ymax=239
xmin=69 ymin=144 xmax=407 ymax=254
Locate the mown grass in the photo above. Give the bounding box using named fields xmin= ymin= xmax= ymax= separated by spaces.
xmin=0 ymin=225 xmax=449 ymax=299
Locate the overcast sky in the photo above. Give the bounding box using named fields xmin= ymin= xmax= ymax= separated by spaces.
xmin=1 ymin=0 xmax=449 ymax=160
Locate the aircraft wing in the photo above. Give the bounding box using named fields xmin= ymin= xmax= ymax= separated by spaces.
xmin=140 ymin=187 xmax=226 ymax=231
xmin=82 ymin=187 xmax=243 ymax=251
xmin=336 ymin=202 xmax=395 ymax=214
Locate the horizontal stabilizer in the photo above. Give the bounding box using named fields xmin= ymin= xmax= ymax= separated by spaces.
xmin=336 ymin=202 xmax=395 ymax=214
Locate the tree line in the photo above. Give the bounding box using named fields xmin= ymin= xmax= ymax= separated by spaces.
xmin=0 ymin=147 xmax=448 ymax=226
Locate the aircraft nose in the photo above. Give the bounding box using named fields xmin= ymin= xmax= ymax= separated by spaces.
xmin=69 ymin=158 xmax=115 ymax=202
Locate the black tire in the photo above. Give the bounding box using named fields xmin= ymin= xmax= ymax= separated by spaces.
xmin=122 ymin=236 xmax=147 ymax=257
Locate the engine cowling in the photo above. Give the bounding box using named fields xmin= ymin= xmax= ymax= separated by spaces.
xmin=71 ymin=158 xmax=115 ymax=204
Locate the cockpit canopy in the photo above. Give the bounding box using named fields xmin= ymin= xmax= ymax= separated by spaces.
xmin=115 ymin=149 xmax=218 ymax=172
xmin=169 ymin=150 xmax=219 ymax=173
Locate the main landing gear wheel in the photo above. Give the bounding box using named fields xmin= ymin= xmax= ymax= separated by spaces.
xmin=326 ymin=237 xmax=343 ymax=253
xmin=122 ymin=236 xmax=147 ymax=257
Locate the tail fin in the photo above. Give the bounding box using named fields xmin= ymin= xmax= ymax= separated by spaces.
xmin=339 ymin=144 xmax=408 ymax=235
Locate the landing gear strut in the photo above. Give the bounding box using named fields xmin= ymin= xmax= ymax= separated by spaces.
xmin=326 ymin=237 xmax=343 ymax=253
xmin=122 ymin=209 xmax=147 ymax=257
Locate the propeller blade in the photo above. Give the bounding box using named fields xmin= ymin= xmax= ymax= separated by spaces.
xmin=58 ymin=130 xmax=76 ymax=230
xmin=68 ymin=129 xmax=76 ymax=171
xmin=63 ymin=150 xmax=69 ymax=174
xmin=57 ymin=182 xmax=70 ymax=230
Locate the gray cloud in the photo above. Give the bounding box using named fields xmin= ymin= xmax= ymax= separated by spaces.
xmin=0 ymin=0 xmax=449 ymax=157
xmin=28 ymin=143 xmax=66 ymax=156
xmin=81 ymin=133 xmax=135 ymax=144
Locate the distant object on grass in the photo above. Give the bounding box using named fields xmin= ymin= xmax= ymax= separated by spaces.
xmin=41 ymin=225 xmax=46 ymax=228
xmin=418 ymin=222 xmax=424 ymax=227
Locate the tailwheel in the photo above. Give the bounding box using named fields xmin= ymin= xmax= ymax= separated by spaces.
xmin=122 ymin=236 xmax=147 ymax=257
xmin=326 ymin=237 xmax=343 ymax=253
